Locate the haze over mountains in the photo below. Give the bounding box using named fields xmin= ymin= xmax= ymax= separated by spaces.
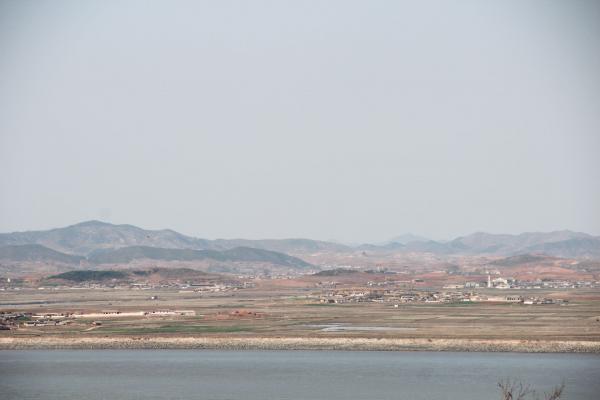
xmin=392 ymin=231 xmax=600 ymax=259
xmin=0 ymin=221 xmax=316 ymax=272
xmin=0 ymin=221 xmax=347 ymax=256
xmin=0 ymin=244 xmax=85 ymax=265
xmin=0 ymin=221 xmax=599 ymax=262
xmin=86 ymin=246 xmax=310 ymax=268
xmin=386 ymin=234 xmax=430 ymax=245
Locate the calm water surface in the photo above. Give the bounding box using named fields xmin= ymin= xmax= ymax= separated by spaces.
xmin=1 ymin=350 xmax=599 ymax=400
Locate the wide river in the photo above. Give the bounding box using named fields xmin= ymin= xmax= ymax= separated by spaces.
xmin=1 ymin=350 xmax=599 ymax=399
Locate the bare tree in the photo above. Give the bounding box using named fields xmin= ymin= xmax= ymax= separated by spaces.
xmin=541 ymin=382 xmax=565 ymax=400
xmin=498 ymin=379 xmax=534 ymax=400
xmin=498 ymin=379 xmax=565 ymax=400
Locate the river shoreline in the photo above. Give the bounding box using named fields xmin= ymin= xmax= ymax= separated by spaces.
xmin=1 ymin=336 xmax=599 ymax=353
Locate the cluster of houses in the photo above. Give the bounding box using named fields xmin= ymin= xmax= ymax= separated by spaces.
xmin=0 ymin=309 xmax=197 ymax=330
xmin=318 ymin=289 xmax=568 ymax=306
xmin=0 ymin=312 xmax=72 ymax=328
xmin=1 ymin=278 xmax=257 ymax=292
xmin=71 ymin=309 xmax=196 ymax=319
xmin=177 ymin=281 xmax=255 ymax=293
xmin=319 ymin=289 xmax=470 ymax=304
xmin=318 ymin=275 xmax=599 ymax=293
xmin=442 ymin=276 xmax=600 ymax=290
xmin=22 ymin=318 xmax=70 ymax=327
xmin=0 ymin=312 xmax=30 ymax=330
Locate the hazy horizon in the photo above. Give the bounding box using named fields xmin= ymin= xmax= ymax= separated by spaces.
xmin=1 ymin=218 xmax=598 ymax=245
xmin=1 ymin=1 xmax=599 ymax=243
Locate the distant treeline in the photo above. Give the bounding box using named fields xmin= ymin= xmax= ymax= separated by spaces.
xmin=49 ymin=270 xmax=127 ymax=282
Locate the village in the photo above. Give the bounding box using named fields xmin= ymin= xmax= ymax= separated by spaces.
xmin=317 ymin=288 xmax=568 ymax=306
xmin=312 ymin=273 xmax=598 ymax=306
xmin=0 ymin=279 xmax=256 ymax=293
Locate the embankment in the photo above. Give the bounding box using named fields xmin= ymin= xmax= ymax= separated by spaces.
xmin=1 ymin=336 xmax=599 ymax=352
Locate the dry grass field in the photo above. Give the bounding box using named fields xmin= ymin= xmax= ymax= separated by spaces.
xmin=2 ymin=285 xmax=600 ymax=343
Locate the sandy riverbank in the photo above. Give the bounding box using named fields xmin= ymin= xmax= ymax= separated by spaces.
xmin=1 ymin=336 xmax=599 ymax=352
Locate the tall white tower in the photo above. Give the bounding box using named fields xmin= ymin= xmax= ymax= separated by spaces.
xmin=487 ymin=275 xmax=492 ymax=288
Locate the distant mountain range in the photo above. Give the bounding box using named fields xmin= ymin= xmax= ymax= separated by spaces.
xmin=448 ymin=231 xmax=600 ymax=258
xmin=0 ymin=221 xmax=347 ymax=255
xmin=1 ymin=221 xmax=599 ymax=261
xmin=0 ymin=243 xmax=311 ymax=270
xmin=386 ymin=233 xmax=430 ymax=245
xmin=0 ymin=221 xmax=211 ymax=255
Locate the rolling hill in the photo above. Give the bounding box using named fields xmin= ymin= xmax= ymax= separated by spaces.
xmin=47 ymin=267 xmax=228 ymax=283
xmin=0 ymin=244 xmax=84 ymax=264
xmin=378 ymin=231 xmax=600 ymax=258
xmin=87 ymin=246 xmax=312 ymax=268
xmin=0 ymin=220 xmax=210 ymax=255
xmin=49 ymin=270 xmax=128 ymax=282
xmin=449 ymin=230 xmax=597 ymax=255
xmin=519 ymin=237 xmax=600 ymax=259
xmin=0 ymin=244 xmax=311 ymax=270
xmin=490 ymin=254 xmax=552 ymax=267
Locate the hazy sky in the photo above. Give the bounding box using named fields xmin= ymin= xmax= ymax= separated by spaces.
xmin=1 ymin=0 xmax=599 ymax=242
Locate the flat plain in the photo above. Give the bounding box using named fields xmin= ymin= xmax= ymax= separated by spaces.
xmin=2 ymin=283 xmax=600 ymax=346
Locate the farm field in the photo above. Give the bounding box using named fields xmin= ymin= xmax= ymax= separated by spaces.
xmin=2 ymin=286 xmax=600 ymax=343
